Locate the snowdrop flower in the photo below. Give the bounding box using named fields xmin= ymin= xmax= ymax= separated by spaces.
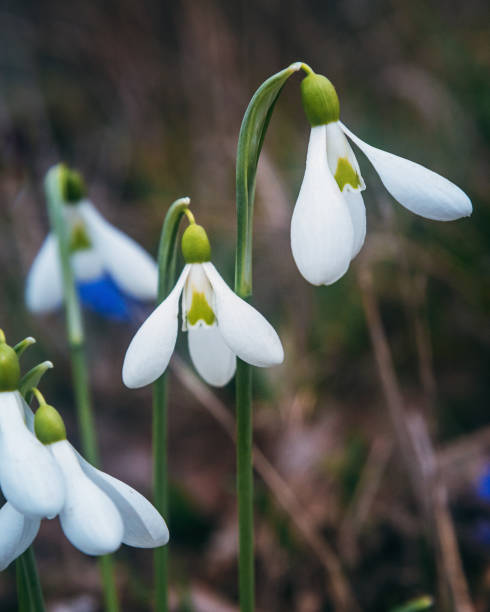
xmin=26 ymin=168 xmax=157 ymax=319
xmin=0 ymin=333 xmax=65 ymax=519
xmin=123 ymin=220 xmax=284 ymax=388
xmin=0 ymin=393 xmax=169 ymax=567
xmin=291 ymin=70 xmax=472 ymax=286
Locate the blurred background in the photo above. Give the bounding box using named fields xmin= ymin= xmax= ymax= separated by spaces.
xmin=0 ymin=0 xmax=489 ymax=610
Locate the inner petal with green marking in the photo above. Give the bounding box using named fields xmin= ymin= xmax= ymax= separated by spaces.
xmin=69 ymin=222 xmax=92 ymax=253
xmin=334 ymin=157 xmax=362 ymax=192
xmin=183 ymin=264 xmax=216 ymax=328
xmin=187 ymin=291 xmax=215 ymax=326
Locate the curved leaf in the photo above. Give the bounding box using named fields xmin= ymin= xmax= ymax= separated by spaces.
xmin=235 ymin=63 xmax=301 ymax=297
xmin=19 ymin=361 xmax=53 ymax=401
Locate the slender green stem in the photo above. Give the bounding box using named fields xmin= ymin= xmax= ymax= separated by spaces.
xmin=44 ymin=164 xmax=118 ymax=611
xmin=235 ymin=360 xmax=254 ymax=612
xmin=234 ymin=65 xmax=300 ymax=611
xmin=153 ymin=197 xmax=191 ymax=612
xmin=153 ymin=374 xmax=168 ymax=612
xmin=16 ymin=548 xmax=45 ymax=612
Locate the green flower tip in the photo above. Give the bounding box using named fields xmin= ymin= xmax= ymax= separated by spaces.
xmin=60 ymin=165 xmax=86 ymax=204
xmin=0 ymin=333 xmax=20 ymax=392
xmin=301 ymin=73 xmax=340 ymax=126
xmin=181 ymin=224 xmax=211 ymax=263
xmin=34 ymin=403 xmax=67 ymax=445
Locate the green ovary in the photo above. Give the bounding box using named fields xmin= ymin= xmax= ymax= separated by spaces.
xmin=334 ymin=157 xmax=361 ymax=191
xmin=69 ymin=222 xmax=92 ymax=252
xmin=187 ymin=291 xmax=215 ymax=326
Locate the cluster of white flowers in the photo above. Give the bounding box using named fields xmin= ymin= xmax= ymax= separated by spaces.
xmin=0 ymin=335 xmax=168 ymax=571
xmin=12 ymin=65 xmax=472 ymax=585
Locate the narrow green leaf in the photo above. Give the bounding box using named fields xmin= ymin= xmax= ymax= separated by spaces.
xmin=390 ymin=595 xmax=434 ymax=612
xmin=235 ymin=62 xmax=302 ymax=297
xmin=19 ymin=361 xmax=53 ymax=400
xmin=13 ymin=337 xmax=36 ymax=358
xmin=156 ymin=197 xmax=191 ymax=302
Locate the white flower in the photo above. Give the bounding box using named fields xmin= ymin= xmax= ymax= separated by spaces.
xmin=25 ymin=200 xmax=158 ymax=313
xmin=0 ymin=435 xmax=169 ymax=566
xmin=292 ymin=73 xmax=472 ymax=286
xmin=123 ymin=238 xmax=284 ymax=389
xmin=0 ymin=390 xmax=65 ymax=519
xmin=47 ymin=439 xmax=169 ymax=555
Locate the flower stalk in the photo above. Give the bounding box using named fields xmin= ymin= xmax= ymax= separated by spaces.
xmin=16 ymin=548 xmax=45 ymax=612
xmin=153 ymin=196 xmax=191 ymax=612
xmin=234 ymin=63 xmax=300 ymax=611
xmin=44 ymin=164 xmax=119 ymax=612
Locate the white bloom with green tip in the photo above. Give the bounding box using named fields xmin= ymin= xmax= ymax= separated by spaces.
xmin=48 ymin=435 xmax=170 ymax=555
xmin=0 ymin=400 xmax=169 ymax=567
xmin=26 ymin=199 xmax=158 ymax=313
xmin=0 ymin=391 xmax=66 ymax=519
xmin=292 ymin=71 xmax=473 ymax=286
xmin=122 ymin=223 xmax=284 ymax=389
xmin=0 ymin=336 xmax=65 ymax=519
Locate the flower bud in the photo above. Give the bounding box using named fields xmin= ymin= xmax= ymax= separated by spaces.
xmin=181 ymin=224 xmax=211 ymax=263
xmin=60 ymin=165 xmax=86 ymax=204
xmin=301 ymin=73 xmax=340 ymax=126
xmin=34 ymin=403 xmax=67 ymax=445
xmin=0 ymin=333 xmax=21 ymax=392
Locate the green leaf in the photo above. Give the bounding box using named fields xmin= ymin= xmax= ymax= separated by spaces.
xmin=19 ymin=361 xmax=53 ymax=401
xmin=235 ymin=62 xmax=301 ymax=297
xmin=390 ymin=595 xmax=434 ymax=612
xmin=156 ymin=197 xmax=191 ymax=302
xmin=13 ymin=337 xmax=36 ymax=358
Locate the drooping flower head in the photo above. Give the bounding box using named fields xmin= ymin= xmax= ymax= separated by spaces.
xmin=0 ymin=389 xmax=169 ymax=569
xmin=291 ymin=67 xmax=472 ymax=286
xmin=25 ymin=166 xmax=158 ymax=320
xmin=0 ymin=331 xmax=65 ymax=520
xmin=123 ymin=214 xmax=284 ymax=388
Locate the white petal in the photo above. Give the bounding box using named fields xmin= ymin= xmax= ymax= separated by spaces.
xmin=79 ymin=201 xmax=158 ymax=299
xmin=75 ymin=450 xmax=169 ymax=548
xmin=0 ymin=503 xmax=40 ymax=571
xmin=71 ymin=248 xmax=104 ymax=282
xmin=202 ymin=263 xmax=284 ymax=368
xmin=326 ymin=122 xmax=365 ymax=192
xmin=340 ymin=122 xmax=472 ymax=221
xmin=25 ymin=234 xmax=63 ymax=313
xmin=291 ymin=126 xmax=354 ymax=285
xmin=188 ymin=325 xmax=236 ymax=387
xmin=0 ymin=391 xmax=65 ymax=518
xmin=50 ymin=441 xmax=123 ymax=555
xmin=343 ymin=190 xmax=366 ymax=259
xmin=122 ymin=266 xmax=190 ymax=388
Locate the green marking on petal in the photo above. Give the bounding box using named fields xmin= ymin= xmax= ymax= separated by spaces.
xmin=334 ymin=157 xmax=361 ymax=191
xmin=69 ymin=222 xmax=92 ymax=252
xmin=187 ymin=291 xmax=215 ymax=326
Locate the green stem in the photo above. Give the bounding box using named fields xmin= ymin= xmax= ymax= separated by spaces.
xmin=153 ymin=197 xmax=191 ymax=612
xmin=16 ymin=548 xmax=45 ymax=612
xmin=44 ymin=164 xmax=119 ymax=612
xmin=235 ymin=360 xmax=253 ymax=612
xmin=234 ymin=64 xmax=300 ymax=611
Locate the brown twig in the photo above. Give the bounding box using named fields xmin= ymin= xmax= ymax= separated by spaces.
xmin=357 ymin=264 xmax=474 ymax=612
xmin=170 ymin=356 xmax=360 ymax=612
xmin=339 ymin=436 xmax=393 ymax=565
